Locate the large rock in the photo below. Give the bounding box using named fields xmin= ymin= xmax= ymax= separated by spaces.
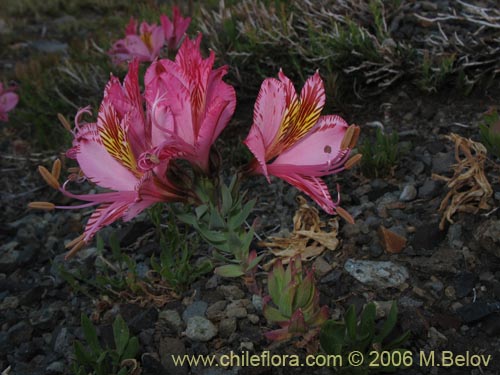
xmin=185 ymin=317 xmax=217 ymax=342
xmin=474 ymin=220 xmax=500 ymax=258
xmin=344 ymin=259 xmax=409 ymax=288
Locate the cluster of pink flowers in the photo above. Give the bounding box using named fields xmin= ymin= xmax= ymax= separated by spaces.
xmin=32 ymin=11 xmax=360 ymax=257
xmin=0 ymin=83 xmax=19 ymax=122
xmin=109 ymin=6 xmax=191 ymax=64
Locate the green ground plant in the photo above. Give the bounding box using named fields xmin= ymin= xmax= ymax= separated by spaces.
xmin=263 ymin=257 xmax=329 ymax=343
xmin=149 ymin=204 xmax=213 ymax=293
xmin=359 ymin=128 xmax=399 ymax=178
xmin=320 ymin=301 xmax=410 ymax=374
xmin=72 ymin=314 xmax=140 ymax=375
xmin=479 ymin=108 xmax=500 ymax=159
xmin=176 ymin=176 xmax=261 ymax=281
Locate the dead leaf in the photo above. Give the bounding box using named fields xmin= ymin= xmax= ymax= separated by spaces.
xmin=261 ymin=196 xmax=339 ymax=269
xmin=432 ymin=134 xmax=493 ymax=230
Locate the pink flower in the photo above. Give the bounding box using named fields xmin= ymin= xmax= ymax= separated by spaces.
xmin=144 ymin=34 xmax=236 ymax=173
xmin=160 ymin=6 xmax=191 ymax=51
xmin=0 ymin=83 xmax=19 ymax=122
xmin=109 ymin=17 xmax=164 ymax=64
xmin=32 ymin=60 xmax=189 ymax=258
xmin=244 ymin=70 xmax=360 ymax=220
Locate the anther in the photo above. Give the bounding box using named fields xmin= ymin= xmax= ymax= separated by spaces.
xmin=336 ymin=206 xmax=355 ymax=224
xmin=65 ymin=239 xmax=86 ymax=259
xmin=28 ymin=201 xmax=56 ymax=210
xmin=51 ymin=159 xmax=61 ymax=180
xmin=57 ymin=113 xmax=72 ymax=132
xmin=345 ymin=154 xmax=362 ymax=169
xmin=38 ymin=166 xmax=61 ymax=190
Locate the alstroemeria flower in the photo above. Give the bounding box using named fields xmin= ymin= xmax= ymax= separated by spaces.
xmin=160 ymin=6 xmax=191 ymax=51
xmin=109 ymin=17 xmax=164 ymax=64
xmin=0 ymin=83 xmax=19 ymax=122
xmin=144 ymin=34 xmax=236 ymax=173
xmin=244 ymin=70 xmax=360 ymax=220
xmin=31 ymin=60 xmax=188 ymax=258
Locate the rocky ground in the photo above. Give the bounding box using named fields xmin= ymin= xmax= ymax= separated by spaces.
xmin=2 ymin=1 xmax=500 ymax=375
xmin=2 ymin=82 xmax=500 ymax=375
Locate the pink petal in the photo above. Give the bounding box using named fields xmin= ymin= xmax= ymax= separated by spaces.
xmin=270 ymin=171 xmax=336 ymax=214
xmin=250 ymin=77 xmax=287 ymax=150
xmin=243 ymin=125 xmax=270 ymax=181
xmin=82 ymin=198 xmax=135 ymax=242
xmin=273 ymin=115 xmax=349 ymax=171
xmin=74 ymin=113 xmax=138 ymax=192
xmin=125 ymin=17 xmax=137 ymax=35
xmin=0 ymin=92 xmax=19 ymax=113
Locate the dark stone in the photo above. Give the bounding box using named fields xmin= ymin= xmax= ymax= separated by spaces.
xmin=182 ymin=301 xmax=208 ymax=323
xmin=482 ymin=313 xmax=500 ymax=336
xmin=432 ymin=152 xmax=454 ymax=174
xmin=457 ymin=302 xmax=500 ymax=323
xmin=369 ymin=243 xmax=384 ymax=258
xmin=411 ymin=221 xmax=447 ymax=251
xmin=418 ymin=180 xmax=443 ymax=199
xmin=142 ymin=353 xmax=169 ymax=375
xmin=431 ymin=313 xmax=461 ymax=330
xmin=159 ymin=337 xmax=188 ymax=374
xmin=120 ymin=304 xmax=158 ymax=333
xmin=0 ymin=332 xmax=9 ymax=356
xmin=8 ymin=321 xmax=33 ymax=346
xmin=320 ymin=269 xmax=342 ymax=284
xmin=14 ymin=341 xmax=39 ymax=362
xmin=453 ymin=272 xmax=476 ymax=299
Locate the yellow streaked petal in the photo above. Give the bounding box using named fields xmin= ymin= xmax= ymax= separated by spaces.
xmin=98 ymin=105 xmax=139 ymax=176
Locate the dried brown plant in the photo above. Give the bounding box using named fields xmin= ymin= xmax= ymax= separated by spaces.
xmin=432 ymin=133 xmax=493 ymax=230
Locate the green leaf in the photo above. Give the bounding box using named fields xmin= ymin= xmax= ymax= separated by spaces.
xmin=113 ymin=315 xmax=129 ymax=356
xmin=228 ymin=199 xmax=256 ymax=231
xmin=209 ymin=208 xmax=225 ymax=229
xmin=344 ymin=305 xmax=357 ymax=342
xmin=221 ymin=183 xmax=233 ymax=215
xmin=374 ymin=301 xmax=397 ymax=344
xmin=74 ymin=341 xmax=93 ymax=366
xmin=386 ymin=331 xmax=411 ymax=350
xmin=268 ymin=262 xmax=285 ymax=305
xmin=195 ymin=260 xmax=213 ymax=276
xmin=176 ymin=212 xmax=198 ymax=226
xmin=110 ymin=233 xmax=121 ymax=260
xmin=246 ymin=253 xmax=264 ymax=272
xmin=320 ymin=320 xmax=346 ymax=355
xmin=358 ymin=303 xmax=376 ymax=351
xmin=263 ymin=305 xmax=288 ymax=323
xmin=215 ymin=264 xmax=244 ymax=278
xmin=81 ymin=314 xmax=101 ymax=356
xmin=195 ymin=204 xmax=208 ymax=220
xmin=122 ymin=336 xmax=139 ymax=360
xmin=198 ymin=227 xmax=226 ymax=244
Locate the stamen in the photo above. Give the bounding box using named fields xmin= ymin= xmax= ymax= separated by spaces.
xmin=336 ymin=206 xmax=355 ymax=224
xmin=348 ymin=125 xmax=360 ymax=148
xmin=340 ymin=125 xmax=355 ymax=150
xmin=65 ymin=234 xmax=85 ymax=249
xmin=28 ymin=201 xmax=56 ymax=210
xmin=38 ymin=165 xmax=61 ymax=190
xmin=51 ymin=159 xmax=62 ymax=180
xmin=345 ymin=154 xmax=363 ymax=169
xmin=65 ymin=238 xmax=86 ymax=259
xmin=67 ymin=167 xmax=80 ymax=173
xmin=57 ymin=113 xmax=72 ymax=132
